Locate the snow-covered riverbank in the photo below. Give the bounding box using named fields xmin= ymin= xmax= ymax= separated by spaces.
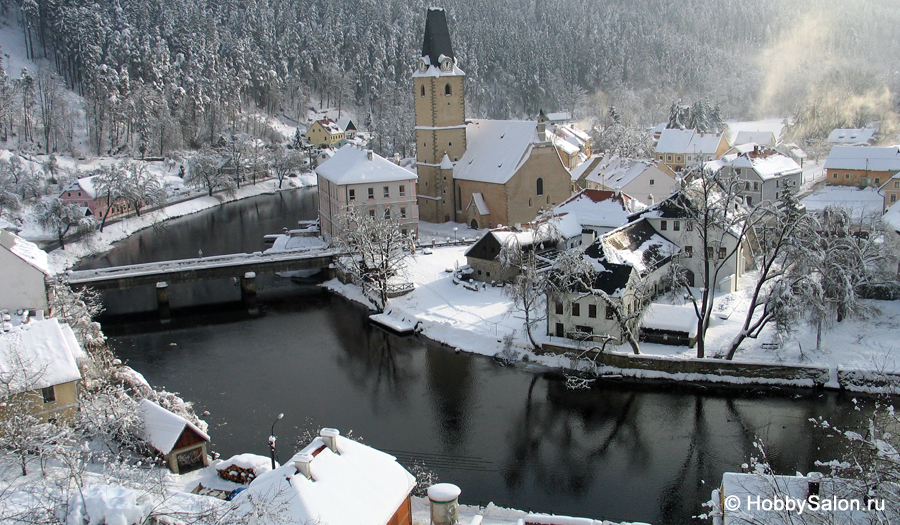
xmin=40 ymin=176 xmax=315 ymax=274
xmin=325 ymin=244 xmax=900 ymax=390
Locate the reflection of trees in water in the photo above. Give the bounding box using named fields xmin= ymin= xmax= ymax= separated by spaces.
xmin=327 ymin=302 xmax=419 ymax=404
xmin=425 ymin=348 xmax=475 ymax=451
xmin=502 ymin=377 xmax=648 ymax=499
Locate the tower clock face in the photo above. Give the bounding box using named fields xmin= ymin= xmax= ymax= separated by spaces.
xmin=418 ymin=58 xmax=429 ymax=73
xmin=440 ymin=58 xmax=453 ymax=72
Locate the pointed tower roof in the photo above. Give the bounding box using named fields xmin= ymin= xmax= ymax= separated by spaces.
xmin=422 ymin=8 xmax=454 ymax=66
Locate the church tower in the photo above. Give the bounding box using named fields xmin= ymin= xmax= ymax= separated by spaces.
xmin=414 ymin=8 xmax=466 ymax=224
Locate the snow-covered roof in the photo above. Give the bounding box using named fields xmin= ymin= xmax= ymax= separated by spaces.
xmin=800 ymin=186 xmax=884 ymax=216
xmin=656 ymin=129 xmax=726 ymax=155
xmin=538 ymin=212 xmax=583 ymax=240
xmin=552 ymin=189 xmax=640 ymax=231
xmin=557 ymin=124 xmax=590 ymax=143
xmin=824 ymin=146 xmax=900 ymax=172
xmin=827 ymin=127 xmax=877 ymax=144
xmin=580 ymin=156 xmax=659 ymax=190
xmin=237 ymin=432 xmax=415 ymax=525
xmin=469 ymin=192 xmax=490 ymax=215
xmin=728 ymin=150 xmax=801 ymax=180
xmin=0 ymin=318 xmax=82 ymax=395
xmin=883 ymin=201 xmax=900 ymax=232
xmin=733 ymin=131 xmax=776 ymax=146
xmin=62 ymin=175 xmax=99 ymax=199
xmin=311 ymin=119 xmax=342 ymax=134
xmin=316 ymin=145 xmax=416 ymax=185
xmin=453 ymin=120 xmax=539 ymax=184
xmin=551 ymin=133 xmax=580 ymax=155
xmin=0 ymin=229 xmax=50 ymax=275
xmin=139 ymin=399 xmax=210 ymax=455
xmin=335 ymin=118 xmax=356 ymax=132
xmin=546 ymin=111 xmax=571 ymax=123
xmin=641 ymin=304 xmax=697 ymax=337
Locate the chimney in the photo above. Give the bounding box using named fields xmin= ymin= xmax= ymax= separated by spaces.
xmin=428 ymin=483 xmax=461 ymax=525
xmin=320 ymin=428 xmax=340 ymax=454
xmin=294 ymin=453 xmax=315 ymax=480
xmin=581 ymin=229 xmax=596 ymax=247
xmin=35 ymin=310 xmax=44 ymax=321
xmin=367 ymin=150 xmax=374 ymax=161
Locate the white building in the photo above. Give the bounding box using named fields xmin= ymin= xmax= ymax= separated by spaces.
xmin=316 ymin=145 xmax=419 ymax=240
xmin=713 ymin=147 xmax=802 ymax=206
xmin=0 ymin=229 xmax=51 ymax=313
xmin=574 ymin=155 xmax=679 ymax=205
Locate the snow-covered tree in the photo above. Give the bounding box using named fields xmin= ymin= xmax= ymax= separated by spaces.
xmin=333 ymin=207 xmax=413 ymax=312
xmin=121 ymin=161 xmax=166 ymax=217
xmin=269 ymin=147 xmax=305 ymax=189
xmin=36 ymin=197 xmax=95 ymax=250
xmin=186 ymin=146 xmax=236 ymax=198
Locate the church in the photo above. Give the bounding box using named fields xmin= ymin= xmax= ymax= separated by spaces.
xmin=414 ymin=8 xmax=572 ymax=229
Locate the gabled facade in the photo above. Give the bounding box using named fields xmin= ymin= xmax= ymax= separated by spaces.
xmin=546 ymin=219 xmax=677 ymax=342
xmin=0 ymin=319 xmax=83 ymax=424
xmin=139 ymin=399 xmax=210 ymax=474
xmin=306 ymin=119 xmax=345 ymax=147
xmin=824 ymin=146 xmax=900 ymax=188
xmin=316 ymin=145 xmax=419 ymax=240
xmin=0 ymin=229 xmax=50 ymax=313
xmin=413 ymin=9 xmax=571 ymax=226
xmin=655 ymin=129 xmax=729 ymax=171
xmin=574 ymin=155 xmax=678 ymax=205
xmin=60 ymin=176 xmax=131 ymax=220
xmin=335 ymin=118 xmax=357 ymax=139
xmin=629 ymin=192 xmax=751 ymax=293
xmin=881 ymin=172 xmax=900 ymax=210
xmin=715 ymin=147 xmax=802 ymax=207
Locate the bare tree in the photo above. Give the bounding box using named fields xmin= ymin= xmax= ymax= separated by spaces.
xmin=121 ymin=161 xmax=166 ymax=217
xmin=269 ymin=147 xmax=305 ymax=189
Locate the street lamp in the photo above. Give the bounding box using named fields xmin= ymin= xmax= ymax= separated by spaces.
xmin=269 ymin=413 xmax=284 ymax=469
xmin=453 ymin=227 xmax=458 ymax=243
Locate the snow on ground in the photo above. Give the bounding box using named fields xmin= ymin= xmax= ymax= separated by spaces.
xmin=416 ymin=220 xmax=488 ymax=244
xmin=42 ymin=175 xmax=315 ymax=274
xmin=349 ymin=244 xmax=900 ymax=377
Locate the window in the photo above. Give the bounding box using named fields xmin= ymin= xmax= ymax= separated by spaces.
xmin=707 ymin=247 xmax=714 ymax=259
xmin=369 ymin=209 xmax=375 ymax=218
xmin=895 ymin=181 xmax=900 ymax=189
xmin=348 ymin=189 xmax=355 ymax=201
xmin=588 ymin=304 xmax=597 ymax=318
xmin=41 ymin=386 xmax=55 ymax=403
xmin=528 ymin=197 xmax=532 ymax=207
xmin=660 ymin=220 xmax=667 ymax=230
xmin=875 ymin=177 xmax=881 ymax=185
xmin=400 ymin=207 xmax=407 ymax=218
xmin=649 ymin=179 xmax=655 ymax=186
xmin=606 ymin=306 xmax=614 ymax=319
xmin=445 ymin=83 xmax=452 ymax=96
xmin=891 ymin=194 xmax=897 ymax=203
xmin=576 ymin=325 xmax=593 ymax=335
xmin=833 ymin=173 xmax=838 ymax=179
xmin=676 ymin=156 xmax=682 ymax=162
xmin=77 ymin=192 xmax=82 ymax=197
xmin=555 ymin=302 xmax=563 ymax=315
xmin=753 ymin=182 xmax=759 ymax=191
xmin=674 ymin=221 xmax=680 ymax=231
xmin=556 ymin=323 xmax=564 ymax=337
xmin=536 ymin=178 xmax=544 ymax=196
xmin=399 ymin=185 xmax=406 ymax=196
xmin=845 ymin=173 xmax=851 ymax=179
xmin=572 ymin=303 xmax=580 ymax=316
xmin=719 ymin=247 xmax=727 ymax=259
xmin=686 ymin=222 xmax=693 ymax=231
xmin=384 ymin=208 xmax=391 ymax=219
xmin=685 ymin=245 xmax=693 ymax=258
xmin=667 ymin=155 xmax=673 ymax=162
xmin=368 ymin=187 xmax=374 ymax=199
xmin=420 ymin=85 xmax=425 ymax=97
xmin=383 ymin=186 xmax=390 ymax=198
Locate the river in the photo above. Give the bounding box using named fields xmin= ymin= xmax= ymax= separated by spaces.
xmin=77 ymin=188 xmax=874 ymax=525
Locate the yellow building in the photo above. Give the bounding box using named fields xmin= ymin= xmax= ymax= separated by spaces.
xmin=306 ymin=119 xmax=345 ymax=147
xmin=0 ymin=319 xmax=83 ymax=425
xmin=824 ymin=146 xmax=900 ymax=189
xmin=413 ymin=8 xmax=571 ymax=226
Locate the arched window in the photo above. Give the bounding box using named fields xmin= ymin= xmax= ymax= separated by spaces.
xmin=536 ymin=178 xmax=544 ymax=196
xmin=420 ymin=85 xmax=425 ymax=97
xmin=444 ymin=83 xmax=452 ymax=96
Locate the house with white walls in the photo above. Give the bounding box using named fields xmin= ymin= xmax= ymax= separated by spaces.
xmin=0 ymin=229 xmax=51 ymax=313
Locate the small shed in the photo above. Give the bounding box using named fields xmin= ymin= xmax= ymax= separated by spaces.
xmin=139 ymin=399 xmax=210 ymax=474
xmin=639 ymin=304 xmax=698 ymax=347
